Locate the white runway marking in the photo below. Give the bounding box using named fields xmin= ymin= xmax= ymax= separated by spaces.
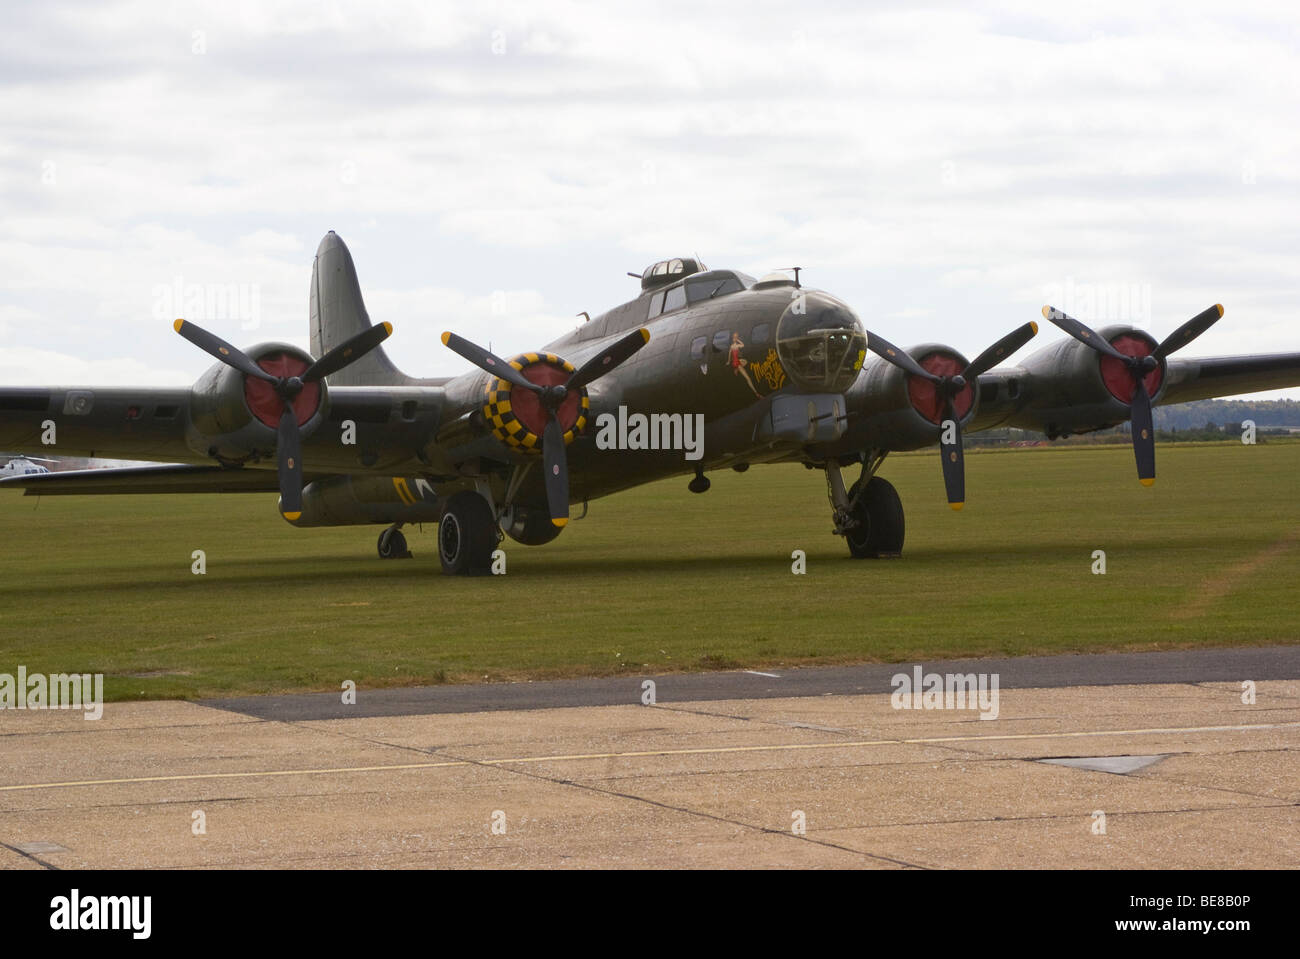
xmin=1 ymin=720 xmax=1294 ymax=795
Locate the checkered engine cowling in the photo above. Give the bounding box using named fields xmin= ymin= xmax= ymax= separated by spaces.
xmin=482 ymin=352 xmax=590 ymax=453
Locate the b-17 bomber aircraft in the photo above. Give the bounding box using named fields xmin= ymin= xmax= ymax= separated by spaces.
xmin=3 ymin=232 xmax=1299 ymax=575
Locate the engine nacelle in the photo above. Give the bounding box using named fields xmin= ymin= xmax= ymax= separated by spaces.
xmin=843 ymin=343 xmax=976 ymax=451
xmin=501 ymin=504 xmax=565 ymax=546
xmin=1008 ymin=325 xmax=1163 ymax=437
xmin=482 ymin=351 xmax=589 ymax=454
xmin=185 ymin=342 xmax=329 ymax=462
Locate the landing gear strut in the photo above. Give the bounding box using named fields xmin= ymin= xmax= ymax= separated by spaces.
xmin=826 ymin=455 xmax=904 ymax=559
xmin=377 ymin=524 xmax=412 ymax=559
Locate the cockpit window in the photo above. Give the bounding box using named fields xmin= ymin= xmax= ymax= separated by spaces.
xmin=663 ymin=285 xmax=686 ymax=312
xmin=647 ymin=290 xmax=665 ymax=319
xmin=686 ymin=276 xmax=742 ymax=303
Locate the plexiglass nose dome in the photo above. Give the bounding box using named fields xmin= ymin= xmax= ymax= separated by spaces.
xmin=776 ymin=292 xmax=868 ymax=393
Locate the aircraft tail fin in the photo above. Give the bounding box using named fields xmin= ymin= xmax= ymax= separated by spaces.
xmin=310 ymin=231 xmax=419 ymax=386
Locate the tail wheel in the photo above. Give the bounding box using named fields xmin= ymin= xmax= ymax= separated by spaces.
xmin=438 ymin=491 xmax=498 ymax=576
xmin=378 ymin=527 xmax=410 ymax=560
xmin=846 ymin=477 xmax=905 ymax=559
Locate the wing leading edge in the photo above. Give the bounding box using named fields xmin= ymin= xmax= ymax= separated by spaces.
xmin=972 ymin=350 xmax=1300 ymax=435
xmin=0 ymin=463 xmax=318 ymax=496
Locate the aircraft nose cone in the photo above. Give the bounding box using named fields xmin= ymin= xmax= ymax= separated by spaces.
xmin=775 ymin=292 xmax=868 ymax=393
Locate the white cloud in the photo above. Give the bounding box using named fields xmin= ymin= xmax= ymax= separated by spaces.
xmin=0 ymin=0 xmax=1296 ymax=401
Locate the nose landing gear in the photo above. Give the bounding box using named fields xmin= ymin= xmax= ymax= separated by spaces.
xmin=826 ymin=455 xmax=904 ymax=559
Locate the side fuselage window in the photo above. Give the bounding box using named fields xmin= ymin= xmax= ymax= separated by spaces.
xmin=690 ymin=336 xmax=707 ymax=361
xmin=751 ymin=322 xmax=772 ymax=345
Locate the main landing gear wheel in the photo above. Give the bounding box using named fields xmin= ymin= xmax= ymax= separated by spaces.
xmin=438 ymin=491 xmax=499 ymax=576
xmin=377 ymin=526 xmax=411 ymax=560
xmin=845 ymin=477 xmax=905 ymax=559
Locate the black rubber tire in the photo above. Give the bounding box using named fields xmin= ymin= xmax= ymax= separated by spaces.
xmin=438 ymin=491 xmax=498 ymax=576
xmin=845 ymin=477 xmax=905 ymax=559
xmin=377 ymin=528 xmax=408 ymax=559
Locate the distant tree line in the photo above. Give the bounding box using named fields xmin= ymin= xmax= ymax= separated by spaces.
xmin=968 ymin=398 xmax=1300 ymax=447
xmin=1151 ymin=398 xmax=1300 ymax=430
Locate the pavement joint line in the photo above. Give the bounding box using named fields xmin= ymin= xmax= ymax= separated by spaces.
xmin=266 ymin=712 xmax=924 ymax=870
xmin=1 ymin=719 xmax=1295 ymax=795
xmin=0 ymin=717 xmax=263 ymax=739
xmin=0 ymin=840 xmax=60 ymax=871
xmin=813 ymin=801 xmax=1300 ymax=834
xmin=424 ymin=747 xmax=924 ymax=870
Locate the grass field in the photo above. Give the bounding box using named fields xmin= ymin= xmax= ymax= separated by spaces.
xmin=1 ymin=441 xmax=1297 ymax=702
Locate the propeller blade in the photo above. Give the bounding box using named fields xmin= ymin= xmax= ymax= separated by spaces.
xmin=304 ymin=322 xmax=393 ymax=382
xmin=964 ymin=321 xmax=1040 ymax=380
xmin=276 ymin=404 xmax=304 ymax=519
xmin=440 ymin=332 xmax=542 ymax=393
xmin=865 ymin=330 xmax=942 ymax=383
xmin=541 ymin=416 xmax=569 ymax=527
xmin=1154 ymin=304 xmax=1224 ymax=362
xmin=1040 ymin=306 xmax=1131 ymax=364
xmin=173 ymin=318 xmax=277 ymax=383
xmin=1130 ymin=377 xmax=1156 ymax=487
xmin=939 ymin=395 xmax=965 ymax=510
xmin=568 ymin=328 xmax=651 ymax=391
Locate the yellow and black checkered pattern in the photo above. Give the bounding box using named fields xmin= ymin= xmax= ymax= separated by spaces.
xmin=483 ymin=352 xmax=590 ymax=453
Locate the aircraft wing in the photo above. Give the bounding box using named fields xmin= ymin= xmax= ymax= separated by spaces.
xmin=0 ymin=386 xmax=202 ymax=464
xmin=971 ymin=350 xmax=1300 ymax=434
xmin=0 ymin=463 xmax=319 ymax=495
xmin=0 ymin=384 xmax=449 ymax=478
xmin=1158 ymin=353 xmax=1300 ymax=405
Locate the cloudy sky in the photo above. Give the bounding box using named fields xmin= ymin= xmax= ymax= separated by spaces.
xmin=2 ymin=0 xmax=1297 ymax=398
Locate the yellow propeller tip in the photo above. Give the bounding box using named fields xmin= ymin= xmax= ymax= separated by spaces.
xmin=282 ymin=511 xmax=302 ymax=521
xmin=551 ymin=517 xmax=568 ymax=528
xmin=440 ymin=331 xmax=451 ymax=345
xmin=1030 ymin=321 xmax=1039 ymax=335
xmin=950 ymin=502 xmax=965 ymax=511
xmin=381 ymin=321 xmax=393 ymax=335
xmin=173 ymin=318 xmax=185 ymax=332
xmin=1140 ymin=478 xmax=1155 ymax=488
xmin=639 ymin=328 xmax=650 ymax=343
xmin=1215 ymin=304 xmax=1224 ymax=317
xmin=1040 ymin=305 xmax=1052 ymax=319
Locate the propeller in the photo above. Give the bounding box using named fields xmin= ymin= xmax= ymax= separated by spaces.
xmin=1041 ymin=304 xmax=1223 ymax=486
xmin=442 ymin=327 xmax=651 ymax=526
xmin=866 ymin=322 xmax=1039 ymax=509
xmin=173 ymin=318 xmax=393 ymax=519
